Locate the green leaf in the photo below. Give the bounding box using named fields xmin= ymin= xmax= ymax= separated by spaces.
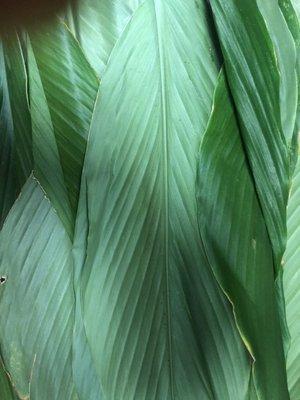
xmin=0 ymin=1 xmax=297 ymax=399
xmin=291 ymin=0 xmax=300 ymax=19
xmin=75 ymin=1 xmax=251 ymax=399
xmin=257 ymin=0 xmax=298 ymax=142
xmin=0 ymin=358 xmax=17 ymax=400
xmin=0 ymin=44 xmax=16 ymax=228
xmin=197 ymin=71 xmax=289 ymax=400
xmin=27 ymin=39 xmax=74 ymax=238
xmin=0 ymin=34 xmax=32 ymax=227
xmin=72 ymin=181 xmax=104 ymax=400
xmin=209 ymin=0 xmax=292 ymax=270
xmin=0 ymin=174 xmax=103 ymax=400
xmin=0 ymin=176 xmax=77 ymax=399
xmin=28 ymin=21 xmax=99 ymax=223
xmin=66 ymin=0 xmax=144 ymax=76
xmin=284 ymin=153 xmax=300 ymax=399
xmin=278 ymin=0 xmax=300 ymax=178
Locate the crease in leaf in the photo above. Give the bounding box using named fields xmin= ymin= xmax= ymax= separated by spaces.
xmin=65 ymin=0 xmax=145 ymax=76
xmin=26 ymin=20 xmax=99 ymax=235
xmin=0 ymin=176 xmax=77 ymax=399
xmin=197 ymin=71 xmax=289 ymax=399
xmin=0 ymin=356 xmax=18 ymax=400
xmin=0 ymin=34 xmax=32 ymax=227
xmin=257 ymin=0 xmax=298 ymax=143
xmin=209 ymin=0 xmax=292 ymax=271
xmin=27 ymin=39 xmax=74 ymax=238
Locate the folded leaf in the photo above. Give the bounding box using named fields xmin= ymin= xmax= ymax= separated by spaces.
xmin=0 ymin=358 xmax=17 ymax=400
xmin=209 ymin=0 xmax=292 ymax=270
xmin=28 ymin=21 xmax=99 ymax=222
xmin=0 ymin=34 xmax=32 ymax=227
xmin=278 ymin=0 xmax=300 ymax=173
xmin=257 ymin=0 xmax=297 ymax=142
xmin=27 ymin=40 xmax=74 ymax=238
xmin=197 ymin=71 xmax=289 ymax=400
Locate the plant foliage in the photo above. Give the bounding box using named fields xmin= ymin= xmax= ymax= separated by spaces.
xmin=0 ymin=1 xmax=299 ymax=399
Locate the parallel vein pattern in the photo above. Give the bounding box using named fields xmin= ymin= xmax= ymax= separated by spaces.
xmin=28 ymin=21 xmax=99 ymax=225
xmin=0 ymin=177 xmax=77 ymax=400
xmin=28 ymin=40 xmax=74 ymax=238
xmin=152 ymin=2 xmax=173 ymax=396
xmin=76 ymin=1 xmax=250 ymax=399
xmin=257 ymin=0 xmax=298 ymax=142
xmin=1 ymin=1 xmax=297 ymax=399
xmin=284 ymin=154 xmax=300 ymax=399
xmin=67 ymin=0 xmax=144 ymax=76
xmin=198 ymin=72 xmax=289 ymax=400
xmin=209 ymin=0 xmax=293 ymax=270
xmin=0 ymin=35 xmax=32 ymax=227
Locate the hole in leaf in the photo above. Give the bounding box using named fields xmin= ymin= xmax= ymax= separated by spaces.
xmin=0 ymin=276 xmax=7 ymax=285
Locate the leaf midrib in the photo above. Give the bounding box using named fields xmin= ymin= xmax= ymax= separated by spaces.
xmin=153 ymin=1 xmax=174 ymax=398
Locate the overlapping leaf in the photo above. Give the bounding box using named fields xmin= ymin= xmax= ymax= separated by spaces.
xmin=0 ymin=0 xmax=298 ymax=399
xmin=28 ymin=20 xmax=99 ymax=230
xmin=0 ymin=34 xmax=32 ymax=227
xmin=66 ymin=0 xmax=143 ymax=76
xmin=209 ymin=0 xmax=295 ymax=270
xmin=278 ymin=0 xmax=300 ymax=174
xmin=0 ymin=20 xmax=102 ymax=400
xmin=197 ymin=72 xmax=289 ymax=400
xmin=27 ymin=40 xmax=74 ymax=238
xmin=0 ymin=177 xmax=77 ymax=399
xmin=257 ymin=0 xmax=297 ymax=142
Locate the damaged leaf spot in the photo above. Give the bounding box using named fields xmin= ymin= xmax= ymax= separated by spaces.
xmin=0 ymin=276 xmax=7 ymax=285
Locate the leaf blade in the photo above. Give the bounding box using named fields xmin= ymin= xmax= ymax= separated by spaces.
xmin=197 ymin=71 xmax=289 ymax=400
xmin=209 ymin=0 xmax=292 ymax=269
xmin=0 ymin=177 xmax=76 ymax=400
xmin=75 ymin=1 xmax=251 ymax=399
xmin=284 ymin=153 xmax=300 ymax=399
xmin=28 ymin=21 xmax=99 ymax=218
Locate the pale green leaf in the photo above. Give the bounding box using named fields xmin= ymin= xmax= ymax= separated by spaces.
xmin=257 ymin=0 xmax=298 ymax=142
xmin=291 ymin=0 xmax=300 ymax=18
xmin=66 ymin=0 xmax=143 ymax=76
xmin=75 ymin=1 xmax=251 ymax=399
xmin=284 ymin=154 xmax=300 ymax=399
xmin=0 ymin=176 xmax=77 ymax=400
